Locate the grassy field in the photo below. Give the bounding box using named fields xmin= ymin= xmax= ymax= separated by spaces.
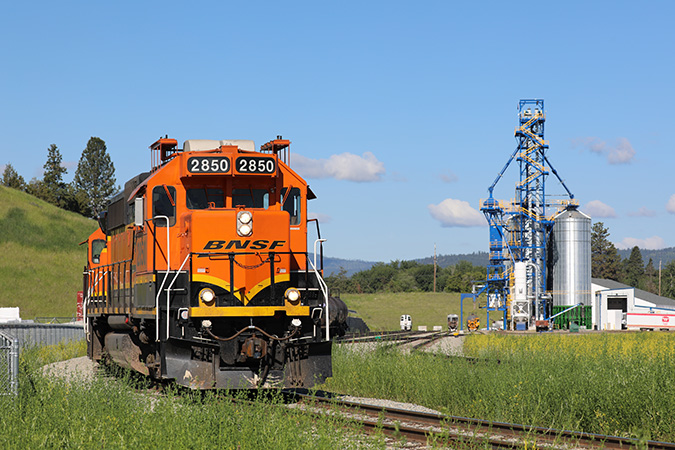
xmin=327 ymin=332 xmax=675 ymax=441
xmin=0 ymin=186 xmax=97 ymax=319
xmin=2 ymin=342 xmax=380 ymax=450
xmin=341 ymin=292 xmax=491 ymax=331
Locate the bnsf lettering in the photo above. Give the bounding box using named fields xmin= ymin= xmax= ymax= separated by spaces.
xmin=225 ymin=240 xmax=249 ymax=250
xmin=203 ymin=240 xmax=286 ymax=250
xmin=204 ymin=240 xmax=226 ymax=250
xmin=250 ymin=240 xmax=269 ymax=250
xmin=269 ymin=240 xmax=285 ymax=250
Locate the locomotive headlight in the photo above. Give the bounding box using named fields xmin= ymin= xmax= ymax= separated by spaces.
xmin=238 ymin=211 xmax=252 ymax=224
xmin=285 ymin=288 xmax=301 ymax=304
xmin=237 ymin=211 xmax=253 ymax=236
xmin=199 ymin=288 xmax=216 ymax=305
xmin=238 ymin=223 xmax=252 ymax=236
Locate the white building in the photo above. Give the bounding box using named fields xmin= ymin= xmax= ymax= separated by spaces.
xmin=592 ymin=278 xmax=675 ymax=331
xmin=0 ymin=307 xmax=20 ymax=324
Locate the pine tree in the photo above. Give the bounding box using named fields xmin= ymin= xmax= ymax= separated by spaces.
xmin=41 ymin=144 xmax=68 ymax=206
xmin=72 ymin=137 xmax=117 ymax=218
xmin=1 ymin=163 xmax=26 ymax=190
xmin=591 ymin=222 xmax=622 ymax=281
xmin=644 ymin=258 xmax=657 ymax=294
xmin=622 ymin=246 xmax=644 ymax=288
xmin=662 ymin=260 xmax=675 ymax=299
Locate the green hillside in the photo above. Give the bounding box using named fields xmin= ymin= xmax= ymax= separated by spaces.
xmin=0 ymin=186 xmax=98 ymax=319
xmin=342 ymin=292 xmax=490 ymax=331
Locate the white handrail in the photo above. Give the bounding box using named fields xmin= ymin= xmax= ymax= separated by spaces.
xmin=83 ymin=269 xmax=108 ymax=342
xmin=153 ymin=216 xmax=170 ymax=342
xmin=164 ymin=254 xmax=191 ymax=340
xmin=311 ymin=239 xmax=329 ymax=341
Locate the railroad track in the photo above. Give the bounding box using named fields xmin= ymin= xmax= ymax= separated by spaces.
xmin=284 ymin=390 xmax=675 ymax=449
xmin=338 ymin=329 xmax=427 ymax=343
xmin=339 ymin=330 xmax=451 ymax=346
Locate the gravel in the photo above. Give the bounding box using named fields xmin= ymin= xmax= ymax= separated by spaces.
xmin=42 ymin=356 xmax=99 ymax=382
xmin=334 ymin=394 xmax=442 ymax=415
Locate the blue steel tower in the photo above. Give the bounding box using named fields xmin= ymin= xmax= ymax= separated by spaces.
xmin=478 ymin=99 xmax=574 ymax=330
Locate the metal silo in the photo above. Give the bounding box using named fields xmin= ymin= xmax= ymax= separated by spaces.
xmin=550 ymin=207 xmax=591 ymax=307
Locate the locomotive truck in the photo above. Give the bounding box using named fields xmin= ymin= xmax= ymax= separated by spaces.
xmin=83 ymin=137 xmax=348 ymax=389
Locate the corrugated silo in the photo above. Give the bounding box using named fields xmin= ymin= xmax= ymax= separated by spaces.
xmin=550 ymin=207 xmax=591 ymax=307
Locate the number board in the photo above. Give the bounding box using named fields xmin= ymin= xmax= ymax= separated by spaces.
xmin=235 ymin=157 xmax=276 ymax=175
xmin=187 ymin=157 xmax=231 ymax=174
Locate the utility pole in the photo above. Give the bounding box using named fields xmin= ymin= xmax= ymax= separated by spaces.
xmin=433 ymin=244 xmax=437 ymax=293
xmin=659 ymin=260 xmax=662 ymax=296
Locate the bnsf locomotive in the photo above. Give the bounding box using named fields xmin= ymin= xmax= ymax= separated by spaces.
xmin=83 ymin=137 xmax=347 ymax=389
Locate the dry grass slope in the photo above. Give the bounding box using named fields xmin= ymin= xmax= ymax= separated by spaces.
xmin=0 ymin=186 xmax=98 ymax=319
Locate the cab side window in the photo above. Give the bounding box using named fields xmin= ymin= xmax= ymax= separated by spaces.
xmin=281 ymin=187 xmax=301 ymax=225
xmin=152 ymin=185 xmax=176 ymax=226
xmin=91 ymin=239 xmax=106 ymax=264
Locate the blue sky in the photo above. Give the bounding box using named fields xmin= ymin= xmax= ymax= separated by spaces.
xmin=1 ymin=1 xmax=673 ymax=262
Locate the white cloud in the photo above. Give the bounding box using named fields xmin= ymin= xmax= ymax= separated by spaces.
xmin=428 ymin=198 xmax=485 ymax=227
xmin=667 ymin=194 xmax=675 ymax=214
xmin=615 ymin=236 xmax=666 ymax=250
xmin=573 ymin=136 xmax=635 ymax=164
xmin=293 ymin=152 xmax=385 ymax=182
xmin=627 ymin=206 xmax=657 ymax=217
xmin=439 ymin=170 xmax=458 ymax=183
xmin=584 ymin=200 xmax=616 ymax=218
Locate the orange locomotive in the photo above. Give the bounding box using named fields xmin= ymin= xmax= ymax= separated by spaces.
xmin=83 ymin=137 xmax=348 ymax=389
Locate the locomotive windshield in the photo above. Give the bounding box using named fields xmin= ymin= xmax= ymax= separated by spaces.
xmin=233 ymin=188 xmax=269 ymax=209
xmin=186 ymin=188 xmax=224 ymax=209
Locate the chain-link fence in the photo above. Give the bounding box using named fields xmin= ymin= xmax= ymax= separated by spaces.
xmin=0 ymin=323 xmax=85 ymax=396
xmin=0 ymin=331 xmax=19 ymax=396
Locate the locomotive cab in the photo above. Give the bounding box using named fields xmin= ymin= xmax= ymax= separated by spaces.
xmin=83 ymin=137 xmax=347 ymax=389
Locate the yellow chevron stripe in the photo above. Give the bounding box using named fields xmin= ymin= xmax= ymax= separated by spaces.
xmin=192 ymin=273 xmax=291 ymax=305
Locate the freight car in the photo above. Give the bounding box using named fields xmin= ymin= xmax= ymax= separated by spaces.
xmin=82 ymin=137 xmax=348 ymax=389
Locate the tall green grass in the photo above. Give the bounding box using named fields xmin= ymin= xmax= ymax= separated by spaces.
xmin=326 ymin=333 xmax=675 ymax=441
xmin=0 ymin=341 xmax=381 ymax=450
xmin=0 ymin=186 xmax=97 ymax=318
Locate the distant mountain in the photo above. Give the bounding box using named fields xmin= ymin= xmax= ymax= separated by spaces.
xmin=617 ymin=247 xmax=675 ymax=266
xmin=416 ymin=252 xmax=489 ymax=268
xmin=321 ymin=251 xmax=490 ymax=277
xmin=322 ymin=257 xmax=379 ymax=277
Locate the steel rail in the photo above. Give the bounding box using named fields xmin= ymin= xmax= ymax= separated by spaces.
xmin=286 ymin=391 xmax=675 ymax=450
xmin=337 ymin=330 xmax=445 ymax=344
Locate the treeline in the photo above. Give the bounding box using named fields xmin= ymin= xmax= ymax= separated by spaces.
xmin=592 ymin=222 xmax=675 ymax=298
xmin=327 ymin=222 xmax=675 ymax=299
xmin=1 ymin=137 xmax=116 ymax=218
xmin=325 ymin=260 xmax=485 ymax=294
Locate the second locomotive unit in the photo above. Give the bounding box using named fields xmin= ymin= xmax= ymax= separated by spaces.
xmin=83 ymin=137 xmax=347 ymax=389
